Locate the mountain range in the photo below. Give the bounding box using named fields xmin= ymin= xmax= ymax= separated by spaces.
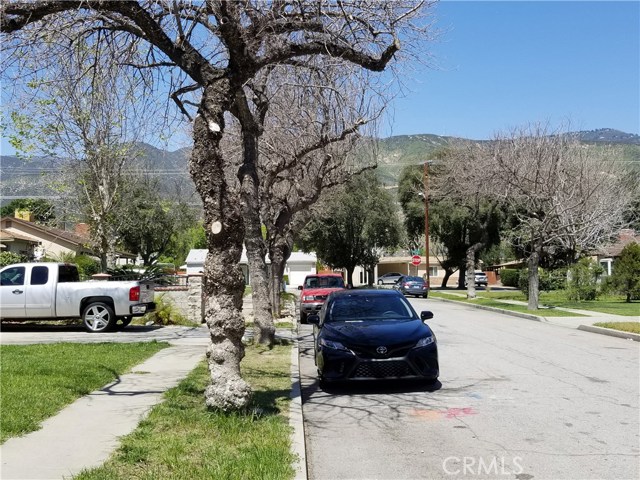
xmin=1 ymin=128 xmax=638 ymax=205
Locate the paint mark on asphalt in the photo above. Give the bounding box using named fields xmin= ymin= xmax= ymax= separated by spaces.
xmin=410 ymin=407 xmax=478 ymax=420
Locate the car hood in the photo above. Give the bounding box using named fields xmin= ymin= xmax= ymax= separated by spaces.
xmin=302 ymin=287 xmax=344 ymax=297
xmin=322 ymin=319 xmax=432 ymax=345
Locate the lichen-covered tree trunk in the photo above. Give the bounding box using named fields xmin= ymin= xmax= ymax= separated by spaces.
xmin=191 ymin=86 xmax=251 ymax=411
xmin=466 ymin=242 xmax=483 ymax=299
xmin=268 ymin=233 xmax=293 ymax=318
xmin=240 ymin=131 xmax=275 ymax=345
xmin=528 ymin=246 xmax=541 ymax=311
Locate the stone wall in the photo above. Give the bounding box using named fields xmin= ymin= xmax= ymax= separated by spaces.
xmin=154 ymin=274 xmax=203 ymax=324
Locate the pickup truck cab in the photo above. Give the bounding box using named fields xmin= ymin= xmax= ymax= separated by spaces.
xmin=0 ymin=263 xmax=156 ymax=333
xmin=298 ymin=273 xmax=345 ymax=324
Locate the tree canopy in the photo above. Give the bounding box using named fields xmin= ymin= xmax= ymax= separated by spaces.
xmin=297 ymin=171 xmax=403 ymax=286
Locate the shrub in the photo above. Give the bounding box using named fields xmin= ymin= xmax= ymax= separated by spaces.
xmin=143 ymin=294 xmax=189 ymax=325
xmin=566 ymin=258 xmax=604 ymax=301
xmin=542 ymin=268 xmax=567 ymax=291
xmin=517 ymin=267 xmax=568 ymax=298
xmin=606 ymin=242 xmax=640 ymax=302
xmin=73 ymin=255 xmax=101 ymax=280
xmin=499 ymin=269 xmax=520 ymax=287
xmin=0 ymin=252 xmax=25 ymax=267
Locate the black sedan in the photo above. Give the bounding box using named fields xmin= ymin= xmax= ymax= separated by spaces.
xmin=307 ymin=289 xmax=439 ymax=384
xmin=394 ymin=275 xmax=429 ymax=298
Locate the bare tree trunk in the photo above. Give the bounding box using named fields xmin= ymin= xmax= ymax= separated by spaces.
xmin=466 ymin=242 xmax=483 ymax=298
xmin=191 ymin=91 xmax=251 ymax=411
xmin=528 ymin=246 xmax=541 ymax=310
xmin=457 ymin=261 xmax=466 ymax=289
xmin=268 ymin=234 xmax=292 ymax=318
xmin=346 ymin=266 xmax=356 ymax=287
xmin=239 ymin=130 xmax=275 ymax=345
xmin=441 ymin=269 xmax=454 ymax=288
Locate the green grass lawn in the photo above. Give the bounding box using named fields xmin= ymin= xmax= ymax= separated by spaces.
xmin=475 ymin=290 xmax=639 ymax=316
xmin=75 ymin=342 xmax=295 ymax=480
xmin=0 ymin=342 xmax=168 ymax=443
xmin=593 ymin=322 xmax=640 ymax=334
xmin=429 ymin=291 xmax=584 ymax=317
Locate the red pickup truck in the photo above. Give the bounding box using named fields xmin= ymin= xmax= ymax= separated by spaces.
xmin=298 ymin=273 xmax=345 ymax=324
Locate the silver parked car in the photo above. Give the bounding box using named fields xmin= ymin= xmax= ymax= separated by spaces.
xmin=465 ymin=270 xmax=488 ymax=287
xmin=377 ymin=272 xmax=404 ymax=285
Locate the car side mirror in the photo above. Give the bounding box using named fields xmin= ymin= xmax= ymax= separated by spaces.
xmin=421 ymin=311 xmax=434 ymax=321
xmin=298 ymin=285 xmax=303 ymax=291
xmin=307 ymin=314 xmax=320 ymax=325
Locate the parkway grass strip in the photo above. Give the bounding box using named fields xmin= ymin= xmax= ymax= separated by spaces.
xmin=75 ymin=342 xmax=296 ymax=480
xmin=1 ymin=341 xmax=169 ymax=443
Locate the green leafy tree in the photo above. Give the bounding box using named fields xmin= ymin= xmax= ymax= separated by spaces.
xmin=118 ymin=184 xmax=196 ymax=266
xmin=297 ymin=172 xmax=403 ymax=286
xmin=607 ymin=242 xmax=640 ymax=302
xmin=398 ymin=161 xmax=504 ymax=290
xmin=0 ymin=198 xmax=55 ymax=224
xmin=566 ymin=258 xmax=604 ymax=301
xmin=163 ymin=223 xmax=207 ymax=268
xmin=0 ymin=252 xmax=25 ymax=267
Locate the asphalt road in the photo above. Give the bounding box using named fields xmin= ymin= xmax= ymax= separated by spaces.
xmin=299 ymin=297 xmax=640 ymax=480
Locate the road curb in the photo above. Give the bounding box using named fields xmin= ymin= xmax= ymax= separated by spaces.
xmin=577 ymin=325 xmax=640 ymax=342
xmin=431 ymin=296 xmax=640 ymax=342
xmin=289 ymin=328 xmax=307 ymax=480
xmin=430 ymin=296 xmax=544 ymax=322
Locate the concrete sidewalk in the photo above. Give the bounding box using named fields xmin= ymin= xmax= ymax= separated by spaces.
xmin=0 ymin=341 xmax=208 ymax=480
xmin=432 ymin=290 xmax=639 ymax=339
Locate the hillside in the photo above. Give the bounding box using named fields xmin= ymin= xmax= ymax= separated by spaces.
xmin=2 ymin=129 xmax=638 ymax=204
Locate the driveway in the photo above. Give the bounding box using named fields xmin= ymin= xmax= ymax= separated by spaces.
xmin=299 ymin=297 xmax=640 ymax=480
xmin=0 ymin=323 xmax=211 ymax=346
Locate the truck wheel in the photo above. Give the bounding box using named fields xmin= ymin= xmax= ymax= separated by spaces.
xmin=83 ymin=302 xmax=116 ymax=333
xmin=115 ymin=316 xmax=133 ymax=330
xmin=299 ymin=311 xmax=307 ymax=324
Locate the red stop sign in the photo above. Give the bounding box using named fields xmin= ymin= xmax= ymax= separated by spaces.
xmin=411 ymin=255 xmax=422 ymax=266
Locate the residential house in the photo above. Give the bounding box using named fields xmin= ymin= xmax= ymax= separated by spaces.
xmin=185 ymin=248 xmax=317 ymax=288
xmin=0 ymin=215 xmax=136 ymax=264
xmin=352 ymin=255 xmax=461 ymax=287
xmin=595 ymin=229 xmax=640 ymax=276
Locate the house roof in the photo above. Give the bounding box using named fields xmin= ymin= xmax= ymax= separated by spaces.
xmin=0 ymin=229 xmax=40 ymax=243
xmin=597 ymin=229 xmax=640 ymax=257
xmin=0 ymin=217 xmax=138 ymax=260
xmin=1 ymin=216 xmax=89 ymax=247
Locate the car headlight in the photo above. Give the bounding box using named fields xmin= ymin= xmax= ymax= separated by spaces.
xmin=303 ymin=295 xmax=315 ymax=301
xmin=414 ymin=336 xmax=435 ymax=348
xmin=319 ymin=338 xmax=349 ymax=351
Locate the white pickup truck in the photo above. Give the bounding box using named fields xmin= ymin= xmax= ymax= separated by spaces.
xmin=0 ymin=263 xmax=156 ymax=333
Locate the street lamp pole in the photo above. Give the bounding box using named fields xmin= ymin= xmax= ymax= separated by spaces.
xmin=423 ymin=160 xmax=430 ymax=288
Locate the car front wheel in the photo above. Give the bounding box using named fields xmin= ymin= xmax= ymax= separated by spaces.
xmin=83 ymin=302 xmax=116 ymax=333
xmin=299 ymin=311 xmax=307 ymax=324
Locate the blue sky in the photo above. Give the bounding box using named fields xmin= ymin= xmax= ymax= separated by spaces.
xmin=1 ymin=1 xmax=638 ymax=154
xmin=384 ymin=0 xmax=640 ymax=139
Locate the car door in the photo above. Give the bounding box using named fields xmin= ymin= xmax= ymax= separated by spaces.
xmin=0 ymin=266 xmax=26 ymax=318
xmin=25 ymin=265 xmax=54 ymax=318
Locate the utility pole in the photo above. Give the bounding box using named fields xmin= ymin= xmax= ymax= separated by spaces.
xmin=424 ymin=160 xmax=430 ymax=288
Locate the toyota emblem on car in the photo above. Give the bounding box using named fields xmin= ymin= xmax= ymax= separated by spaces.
xmin=376 ymin=346 xmax=388 ymax=355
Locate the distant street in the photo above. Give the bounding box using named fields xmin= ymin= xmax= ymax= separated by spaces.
xmin=299 ymin=298 xmax=640 ymax=480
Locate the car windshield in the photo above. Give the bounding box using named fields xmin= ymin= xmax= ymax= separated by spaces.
xmin=402 ymin=276 xmax=424 ymax=283
xmin=326 ymin=295 xmax=415 ymax=322
xmin=305 ymin=276 xmax=344 ymax=289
